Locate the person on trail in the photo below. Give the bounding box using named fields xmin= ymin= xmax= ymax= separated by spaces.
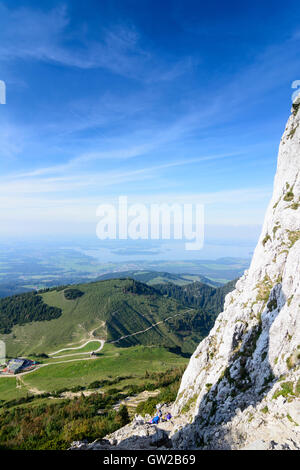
xmin=151 ymin=415 xmax=159 ymax=425
xmin=166 ymin=412 xmax=172 ymax=422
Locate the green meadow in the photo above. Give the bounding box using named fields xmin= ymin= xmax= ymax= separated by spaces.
xmin=0 ymin=345 xmax=188 ymax=403
xmin=0 ymin=278 xmax=194 ymax=357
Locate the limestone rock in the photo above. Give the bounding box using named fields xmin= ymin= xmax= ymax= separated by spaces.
xmin=70 ymin=421 xmax=172 ymax=450
xmin=171 ymin=101 xmax=300 ymax=450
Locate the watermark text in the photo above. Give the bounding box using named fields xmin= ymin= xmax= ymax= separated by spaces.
xmin=0 ymin=341 xmax=6 ymax=365
xmin=292 ymin=80 xmax=300 ymax=103
xmin=96 ymin=197 xmax=204 ymax=251
xmin=0 ymin=80 xmax=6 ymax=104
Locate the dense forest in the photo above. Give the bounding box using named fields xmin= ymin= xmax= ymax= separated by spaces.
xmin=156 ymin=279 xmax=237 ymax=316
xmin=0 ymin=292 xmax=62 ymax=334
xmin=63 ymin=288 xmax=84 ymax=300
xmin=122 ymin=279 xmax=159 ymax=296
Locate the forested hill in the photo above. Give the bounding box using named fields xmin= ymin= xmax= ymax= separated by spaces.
xmin=0 ymin=277 xmax=236 ymax=357
xmin=155 ymin=279 xmax=237 ymax=316
xmin=0 ymin=292 xmax=62 ymax=334
xmin=0 ymin=278 xmax=216 ymax=357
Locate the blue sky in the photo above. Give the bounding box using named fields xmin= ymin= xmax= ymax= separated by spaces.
xmin=0 ymin=0 xmax=300 ymax=256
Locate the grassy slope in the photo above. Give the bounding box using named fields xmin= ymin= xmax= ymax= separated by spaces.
xmin=0 ymin=344 xmax=188 ymax=401
xmin=0 ymin=279 xmax=194 ymax=357
xmin=0 ymin=377 xmax=29 ymax=402
xmin=0 ymin=277 xmax=237 ymax=404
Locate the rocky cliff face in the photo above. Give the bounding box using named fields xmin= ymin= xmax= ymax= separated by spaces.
xmin=171 ymin=97 xmax=300 ymax=449
xmin=70 ymin=99 xmax=300 ymax=451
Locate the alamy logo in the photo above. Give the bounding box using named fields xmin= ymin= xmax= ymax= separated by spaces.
xmin=292 ymin=80 xmax=300 ymax=103
xmin=96 ymin=196 xmax=204 ymax=251
xmin=0 ymin=340 xmax=6 ymax=365
xmin=0 ymin=80 xmax=6 ymax=104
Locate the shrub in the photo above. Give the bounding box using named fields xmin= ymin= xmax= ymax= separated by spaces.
xmin=273 ymin=381 xmax=294 ymax=399
xmin=262 ymin=234 xmax=271 ymax=246
xmin=286 ymin=355 xmax=294 ymax=370
xmin=287 ymin=231 xmax=300 ymax=248
xmin=64 ymin=288 xmax=84 ymax=300
xmin=267 ymin=298 xmax=277 ymax=311
xmin=117 ymin=405 xmax=130 ymax=426
xmin=283 ymin=191 xmax=294 ymax=202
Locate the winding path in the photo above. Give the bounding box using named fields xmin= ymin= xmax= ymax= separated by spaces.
xmin=0 ymin=308 xmax=194 ymax=378
xmin=49 ymin=339 xmax=104 ymax=358
xmin=107 ymin=308 xmax=194 ymax=344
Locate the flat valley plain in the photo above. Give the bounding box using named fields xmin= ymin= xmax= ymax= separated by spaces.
xmin=0 ymin=242 xmax=249 ymax=297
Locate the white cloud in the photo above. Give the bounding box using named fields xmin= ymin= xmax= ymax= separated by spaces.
xmin=0 ymin=185 xmax=271 ymax=228
xmin=0 ymin=3 xmax=192 ymax=82
xmin=4 ymin=150 xmax=241 ymax=193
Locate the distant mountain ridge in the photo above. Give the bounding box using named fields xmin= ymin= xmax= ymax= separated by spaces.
xmin=0 ymin=256 xmax=249 ymax=298
xmin=96 ymin=270 xmax=221 ymax=287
